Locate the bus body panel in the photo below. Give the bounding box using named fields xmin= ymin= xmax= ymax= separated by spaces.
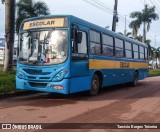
xmin=69 ymin=76 xmax=92 ymax=93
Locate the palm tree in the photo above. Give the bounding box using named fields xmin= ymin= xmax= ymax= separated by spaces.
xmin=145 ymin=39 xmax=152 ymax=57
xmin=130 ymin=4 xmax=159 ymax=42
xmin=149 ymin=47 xmax=160 ymax=68
xmin=16 ymin=0 xmax=50 ymax=34
xmin=1 ymin=0 xmax=4 ymax=4
xmin=1 ymin=0 xmax=16 ymax=72
xmin=129 ymin=20 xmax=141 ymax=38
xmin=156 ymin=48 xmax=160 ymax=68
xmin=135 ymin=34 xmax=143 ymax=42
xmin=118 ymin=32 xmax=132 ymax=37
xmin=153 ymin=47 xmax=160 ymax=68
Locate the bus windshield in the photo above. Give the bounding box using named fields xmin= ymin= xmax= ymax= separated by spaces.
xmin=19 ymin=29 xmax=68 ymax=65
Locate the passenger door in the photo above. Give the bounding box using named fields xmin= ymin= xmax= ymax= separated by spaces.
xmin=70 ymin=25 xmax=90 ymax=93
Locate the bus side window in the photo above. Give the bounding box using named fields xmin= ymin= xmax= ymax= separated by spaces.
xmin=144 ymin=47 xmax=148 ymax=61
xmin=102 ymin=34 xmax=114 ymax=56
xmin=140 ymin=46 xmax=145 ymax=60
xmin=72 ymin=29 xmax=88 ymax=61
xmin=115 ymin=38 xmax=124 ymax=57
xmin=71 ymin=28 xmax=87 ymax=54
xmin=133 ymin=44 xmax=139 ymax=59
xmin=125 ymin=41 xmax=132 ymax=58
xmin=77 ymin=31 xmax=87 ymax=54
xmin=89 ymin=30 xmax=101 ymax=55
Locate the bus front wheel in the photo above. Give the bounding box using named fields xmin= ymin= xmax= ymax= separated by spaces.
xmin=132 ymin=72 xmax=138 ymax=87
xmin=90 ymin=74 xmax=100 ymax=96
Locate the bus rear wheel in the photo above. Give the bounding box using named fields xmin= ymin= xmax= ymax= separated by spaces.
xmin=90 ymin=74 xmax=100 ymax=96
xmin=132 ymin=72 xmax=138 ymax=87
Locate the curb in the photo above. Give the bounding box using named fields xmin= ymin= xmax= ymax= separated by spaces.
xmin=0 ymin=90 xmax=37 ymax=99
xmin=147 ymin=75 xmax=160 ymax=78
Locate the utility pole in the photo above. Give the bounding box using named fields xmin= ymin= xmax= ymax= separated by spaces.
xmin=112 ymin=0 xmax=118 ymax=32
xmin=124 ymin=15 xmax=127 ymax=35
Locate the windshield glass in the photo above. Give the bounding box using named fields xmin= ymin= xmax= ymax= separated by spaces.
xmin=19 ymin=29 xmax=68 ymax=65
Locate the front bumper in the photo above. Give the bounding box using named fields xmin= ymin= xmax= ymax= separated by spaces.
xmin=16 ymin=76 xmax=70 ymax=94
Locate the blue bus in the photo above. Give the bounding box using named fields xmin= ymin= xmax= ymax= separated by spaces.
xmin=16 ymin=15 xmax=148 ymax=95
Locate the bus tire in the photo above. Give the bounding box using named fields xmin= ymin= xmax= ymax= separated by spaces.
xmin=132 ymin=72 xmax=138 ymax=87
xmin=90 ymin=74 xmax=100 ymax=96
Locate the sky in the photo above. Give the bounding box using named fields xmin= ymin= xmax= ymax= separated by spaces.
xmin=0 ymin=0 xmax=160 ymax=47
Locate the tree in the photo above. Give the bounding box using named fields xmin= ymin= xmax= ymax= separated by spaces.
xmin=129 ymin=20 xmax=141 ymax=38
xmin=153 ymin=47 xmax=160 ymax=68
xmin=1 ymin=0 xmax=16 ymax=72
xmin=1 ymin=0 xmax=4 ymax=4
xmin=156 ymin=48 xmax=160 ymax=68
xmin=118 ymin=32 xmax=132 ymax=37
xmin=129 ymin=5 xmax=159 ymax=42
xmin=16 ymin=0 xmax=50 ymax=34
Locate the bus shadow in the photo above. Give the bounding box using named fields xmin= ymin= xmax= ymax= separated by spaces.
xmin=1 ymin=80 xmax=157 ymax=109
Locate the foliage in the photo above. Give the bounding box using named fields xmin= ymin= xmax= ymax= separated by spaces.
xmin=1 ymin=0 xmax=5 ymax=4
xmin=118 ymin=32 xmax=132 ymax=37
xmin=129 ymin=4 xmax=159 ymax=41
xmin=129 ymin=19 xmax=141 ymax=37
xmin=149 ymin=69 xmax=160 ymax=77
xmin=0 ymin=68 xmax=16 ymax=93
xmin=16 ymin=0 xmax=50 ymax=33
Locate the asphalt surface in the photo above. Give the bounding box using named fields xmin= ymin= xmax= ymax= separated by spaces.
xmin=0 ymin=77 xmax=160 ymax=132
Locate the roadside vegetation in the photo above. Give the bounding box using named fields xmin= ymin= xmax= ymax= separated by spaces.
xmin=0 ymin=66 xmax=16 ymax=93
xmin=148 ymin=69 xmax=160 ymax=77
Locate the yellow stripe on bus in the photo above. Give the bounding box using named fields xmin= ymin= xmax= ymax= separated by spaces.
xmin=89 ymin=59 xmax=148 ymax=69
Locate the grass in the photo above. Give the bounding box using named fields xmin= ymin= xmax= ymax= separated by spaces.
xmin=148 ymin=69 xmax=160 ymax=77
xmin=0 ymin=66 xmax=16 ymax=93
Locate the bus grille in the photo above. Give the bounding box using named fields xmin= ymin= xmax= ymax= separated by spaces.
xmin=29 ymin=82 xmax=47 ymax=88
xmin=23 ymin=69 xmax=51 ymax=75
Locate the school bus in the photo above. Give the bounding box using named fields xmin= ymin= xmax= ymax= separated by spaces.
xmin=16 ymin=15 xmax=148 ymax=95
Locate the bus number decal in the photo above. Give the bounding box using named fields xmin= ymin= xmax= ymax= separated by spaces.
xmin=120 ymin=62 xmax=130 ymax=68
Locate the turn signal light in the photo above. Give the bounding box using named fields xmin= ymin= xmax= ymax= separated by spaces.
xmin=53 ymin=85 xmax=64 ymax=90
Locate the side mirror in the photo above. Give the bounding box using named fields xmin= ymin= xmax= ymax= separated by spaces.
xmin=77 ymin=31 xmax=82 ymax=43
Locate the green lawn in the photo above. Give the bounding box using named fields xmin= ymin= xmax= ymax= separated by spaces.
xmin=148 ymin=69 xmax=160 ymax=77
xmin=0 ymin=66 xmax=16 ymax=93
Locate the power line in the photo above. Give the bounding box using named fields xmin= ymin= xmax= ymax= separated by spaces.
xmin=83 ymin=0 xmax=131 ymax=27
xmin=152 ymin=0 xmax=160 ymax=12
xmin=83 ymin=0 xmax=144 ymax=35
xmin=83 ymin=0 xmax=113 ymax=15
xmin=95 ymin=0 xmax=131 ymax=25
xmin=147 ymin=0 xmax=160 ymax=15
xmin=139 ymin=0 xmax=145 ymax=5
xmin=90 ymin=0 xmax=113 ymax=13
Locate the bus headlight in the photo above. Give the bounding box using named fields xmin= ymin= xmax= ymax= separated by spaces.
xmin=52 ymin=70 xmax=68 ymax=81
xmin=17 ymin=71 xmax=24 ymax=79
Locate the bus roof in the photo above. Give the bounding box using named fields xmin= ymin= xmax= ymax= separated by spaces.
xmin=22 ymin=15 xmax=147 ymax=48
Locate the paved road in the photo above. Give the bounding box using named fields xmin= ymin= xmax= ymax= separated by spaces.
xmin=0 ymin=77 xmax=160 ymax=131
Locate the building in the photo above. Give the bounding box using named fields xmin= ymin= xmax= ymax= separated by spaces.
xmin=0 ymin=38 xmax=5 ymax=65
xmin=0 ymin=38 xmax=18 ymax=65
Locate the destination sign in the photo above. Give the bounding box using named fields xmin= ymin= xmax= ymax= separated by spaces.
xmin=23 ymin=18 xmax=67 ymax=30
